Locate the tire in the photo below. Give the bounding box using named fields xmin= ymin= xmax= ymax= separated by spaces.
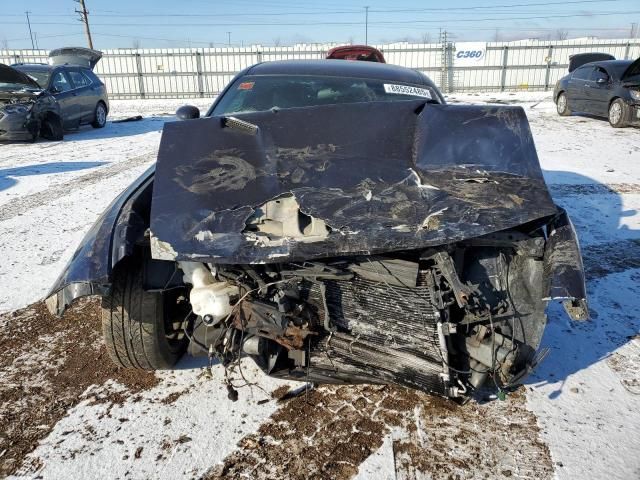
xmin=608 ymin=98 xmax=628 ymax=128
xmin=41 ymin=115 xmax=64 ymax=141
xmin=101 ymin=260 xmax=189 ymax=370
xmin=556 ymin=92 xmax=571 ymax=116
xmin=91 ymin=102 xmax=107 ymax=128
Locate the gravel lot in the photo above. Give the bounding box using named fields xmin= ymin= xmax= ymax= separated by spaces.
xmin=0 ymin=93 xmax=639 ymax=480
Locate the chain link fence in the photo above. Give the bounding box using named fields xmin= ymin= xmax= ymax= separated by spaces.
xmin=2 ymin=39 xmax=639 ymax=99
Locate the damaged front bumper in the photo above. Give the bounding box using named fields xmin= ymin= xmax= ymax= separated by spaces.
xmin=45 ymin=100 xmax=589 ymax=399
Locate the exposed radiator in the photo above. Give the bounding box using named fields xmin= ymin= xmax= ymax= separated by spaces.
xmin=306 ymin=274 xmax=448 ymax=395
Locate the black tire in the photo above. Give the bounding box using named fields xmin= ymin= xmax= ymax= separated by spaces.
xmin=41 ymin=115 xmax=64 ymax=141
xmin=556 ymin=92 xmax=571 ymax=116
xmin=608 ymin=98 xmax=628 ymax=128
xmin=91 ymin=102 xmax=107 ymax=128
xmin=101 ymin=260 xmax=189 ymax=370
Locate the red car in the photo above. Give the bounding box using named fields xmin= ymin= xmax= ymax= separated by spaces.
xmin=326 ymin=45 xmax=386 ymax=63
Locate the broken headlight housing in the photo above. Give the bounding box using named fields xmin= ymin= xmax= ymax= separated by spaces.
xmin=2 ymin=103 xmax=33 ymax=115
xmin=630 ymin=89 xmax=640 ymax=101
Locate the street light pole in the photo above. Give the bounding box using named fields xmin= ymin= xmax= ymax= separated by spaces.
xmin=365 ymin=6 xmax=369 ymax=45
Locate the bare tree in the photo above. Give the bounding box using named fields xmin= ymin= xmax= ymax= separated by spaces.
xmin=1 ymin=37 xmax=8 ymax=50
xmin=555 ymin=30 xmax=569 ymax=41
xmin=132 ymin=38 xmax=141 ymax=49
xmin=421 ymin=32 xmax=432 ymax=44
xmin=493 ymin=29 xmax=501 ymax=42
xmin=273 ymin=37 xmax=281 ymax=47
xmin=348 ymin=36 xmax=354 ymax=45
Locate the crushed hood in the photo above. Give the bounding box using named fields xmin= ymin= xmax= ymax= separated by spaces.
xmin=48 ymin=47 xmax=102 ymax=69
xmin=0 ymin=63 xmax=41 ymax=89
xmin=150 ymin=101 xmax=558 ymax=264
xmin=622 ymin=57 xmax=640 ymax=81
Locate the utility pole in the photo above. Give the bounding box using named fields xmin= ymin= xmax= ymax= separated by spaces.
xmin=364 ymin=6 xmax=369 ymax=45
xmin=75 ymin=0 xmax=94 ymax=49
xmin=25 ymin=11 xmax=35 ymax=49
xmin=227 ymin=31 xmax=231 ymax=46
xmin=34 ymin=32 xmax=39 ymax=50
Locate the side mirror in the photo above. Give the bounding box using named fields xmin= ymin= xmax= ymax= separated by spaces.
xmin=176 ymin=105 xmax=200 ymax=120
xmin=49 ymin=86 xmax=60 ymax=94
xmin=596 ymin=77 xmax=608 ymax=85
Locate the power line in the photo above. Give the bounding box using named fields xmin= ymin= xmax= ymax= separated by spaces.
xmin=5 ymin=10 xmax=637 ymax=27
xmin=2 ymin=0 xmax=624 ymax=18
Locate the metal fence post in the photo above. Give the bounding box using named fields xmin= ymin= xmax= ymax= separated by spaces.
xmin=447 ymin=43 xmax=455 ymax=93
xmin=257 ymin=50 xmax=263 ymax=63
xmin=500 ymin=46 xmax=509 ymax=92
xmin=544 ymin=45 xmax=553 ymax=91
xmin=195 ymin=51 xmax=204 ymax=98
xmin=624 ymin=42 xmax=631 ymax=60
xmin=135 ymin=52 xmax=145 ymax=99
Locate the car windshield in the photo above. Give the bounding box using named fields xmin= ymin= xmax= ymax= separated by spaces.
xmin=13 ymin=67 xmax=50 ymax=88
xmin=212 ymin=74 xmax=437 ymax=115
xmin=0 ymin=82 xmax=36 ymax=92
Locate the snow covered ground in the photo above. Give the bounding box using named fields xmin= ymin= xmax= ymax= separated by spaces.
xmin=1 ymin=93 xmax=639 ymax=479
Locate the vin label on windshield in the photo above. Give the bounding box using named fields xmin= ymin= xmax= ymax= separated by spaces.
xmin=384 ymin=84 xmax=432 ymax=99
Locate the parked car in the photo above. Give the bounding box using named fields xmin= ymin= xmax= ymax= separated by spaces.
xmin=554 ymin=57 xmax=640 ymax=127
xmin=46 ymin=60 xmax=587 ymax=402
xmin=0 ymin=47 xmax=108 ymax=142
xmin=326 ymin=45 xmax=386 ymax=63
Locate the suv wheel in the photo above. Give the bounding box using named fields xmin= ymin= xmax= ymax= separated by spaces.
xmin=92 ymin=102 xmax=107 ymax=128
xmin=102 ymin=259 xmax=189 ymax=370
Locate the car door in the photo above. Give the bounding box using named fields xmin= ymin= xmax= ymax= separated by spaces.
xmin=567 ymin=66 xmax=593 ymax=112
xmin=48 ymin=69 xmax=81 ymax=128
xmin=585 ymin=66 xmax=612 ymax=117
xmin=67 ymin=68 xmax=95 ymax=123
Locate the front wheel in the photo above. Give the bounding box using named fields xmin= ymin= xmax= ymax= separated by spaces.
xmin=101 ymin=260 xmax=189 ymax=370
xmin=556 ymin=92 xmax=571 ymax=116
xmin=91 ymin=102 xmax=107 ymax=128
xmin=608 ymin=99 xmax=628 ymax=128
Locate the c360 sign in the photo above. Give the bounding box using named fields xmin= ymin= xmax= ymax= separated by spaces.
xmin=456 ymin=49 xmax=485 ymax=60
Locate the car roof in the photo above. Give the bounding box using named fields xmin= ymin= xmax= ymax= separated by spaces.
xmin=579 ymin=59 xmax=634 ymax=78
xmin=13 ymin=63 xmax=86 ymax=71
xmin=12 ymin=63 xmax=53 ymax=71
xmin=246 ymin=59 xmax=433 ymax=87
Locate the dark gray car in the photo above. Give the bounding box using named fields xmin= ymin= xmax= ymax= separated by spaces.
xmin=46 ymin=60 xmax=588 ymax=403
xmin=553 ymin=57 xmax=640 ymax=127
xmin=0 ymin=47 xmax=109 ymax=141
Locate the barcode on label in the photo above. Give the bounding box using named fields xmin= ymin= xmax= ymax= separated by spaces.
xmin=383 ymin=84 xmax=432 ymax=99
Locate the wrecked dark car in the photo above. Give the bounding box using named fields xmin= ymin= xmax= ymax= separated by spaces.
xmin=554 ymin=56 xmax=640 ymax=127
xmin=46 ymin=60 xmax=588 ymax=402
xmin=0 ymin=47 xmax=107 ymax=142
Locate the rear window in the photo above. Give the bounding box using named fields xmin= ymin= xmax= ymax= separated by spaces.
xmin=68 ymin=70 xmax=92 ymax=88
xmin=212 ymin=75 xmax=438 ymax=115
xmin=572 ymin=66 xmax=592 ymax=81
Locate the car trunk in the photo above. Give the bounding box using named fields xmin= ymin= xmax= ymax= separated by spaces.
xmin=48 ymin=47 xmax=103 ymax=69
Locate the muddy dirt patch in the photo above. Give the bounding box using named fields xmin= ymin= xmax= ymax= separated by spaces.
xmin=205 ymin=385 xmax=553 ymax=480
xmin=0 ymin=299 xmax=158 ymax=476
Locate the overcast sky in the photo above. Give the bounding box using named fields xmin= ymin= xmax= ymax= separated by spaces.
xmin=2 ymin=0 xmax=639 ymax=50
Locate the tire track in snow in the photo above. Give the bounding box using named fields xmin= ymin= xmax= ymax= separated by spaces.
xmin=550 ymin=183 xmax=640 ymax=196
xmin=0 ymin=152 xmax=156 ymax=223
